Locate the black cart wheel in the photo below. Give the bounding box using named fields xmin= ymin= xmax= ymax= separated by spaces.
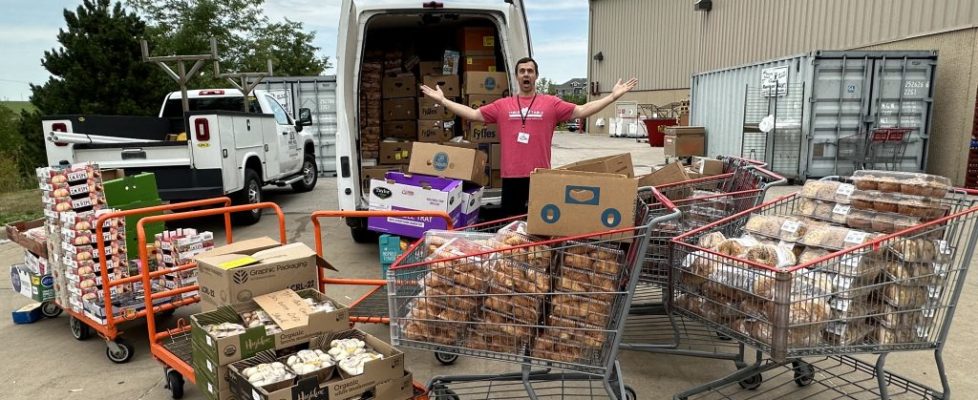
xmin=166 ymin=369 xmax=185 ymax=399
xmin=41 ymin=301 xmax=62 ymax=318
xmin=106 ymin=339 xmax=134 ymax=363
xmin=623 ymin=385 xmax=637 ymax=400
xmin=434 ymin=351 xmax=458 ymax=365
xmin=738 ymin=373 xmax=763 ymax=390
xmin=429 ymin=384 xmax=458 ymax=400
xmin=793 ymin=361 xmax=815 ymax=387
xmin=69 ymin=316 xmax=92 ymax=340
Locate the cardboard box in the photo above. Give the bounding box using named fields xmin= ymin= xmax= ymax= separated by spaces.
xmin=459 ymin=185 xmax=484 ymax=226
xmin=464 ymin=72 xmax=509 ymax=96
xmin=382 ymin=98 xmax=416 ymax=120
xmin=465 ymin=94 xmax=500 ymax=109
xmin=228 ymin=330 xmax=407 ymax=400
xmin=382 ymin=120 xmax=418 ymax=140
xmin=463 ymin=54 xmax=497 ymax=72
xmin=375 ymin=371 xmax=415 ymax=400
xmin=361 ymin=165 xmax=403 ymax=192
xmin=367 ymin=172 xmax=462 ymax=238
xmin=527 ymin=169 xmax=637 ymax=237
xmin=490 ymin=144 xmax=501 ymax=169
xmin=379 ymin=140 xmax=413 ymax=165
xmin=419 ymin=96 xmax=456 ymax=120
xmin=692 ymin=157 xmax=724 ymax=176
xmin=636 ymin=162 xmax=690 ymax=187
xmin=422 ymin=75 xmax=460 ymax=97
xmin=418 ymin=119 xmax=456 ymax=143
xmin=557 ymin=153 xmax=634 ymax=178
xmin=459 ymin=26 xmax=496 ymax=55
xmin=194 ymin=240 xmax=327 ymax=311
xmin=663 ymin=126 xmax=705 ymax=158
xmin=465 ymin=122 xmax=499 ymax=144
xmin=418 ymin=61 xmax=443 ymax=77
xmin=10 ymin=264 xmax=54 ymax=302
xmin=190 ymin=289 xmax=349 ymax=365
xmin=440 ymin=141 xmax=480 ymax=150
xmin=382 ymin=74 xmax=417 ymax=99
xmin=408 ymin=142 xmax=489 ymax=185
xmin=490 ymin=170 xmax=502 ymax=188
xmin=194 ymin=357 xmax=232 ymax=400
xmin=5 ymin=219 xmax=47 ymax=258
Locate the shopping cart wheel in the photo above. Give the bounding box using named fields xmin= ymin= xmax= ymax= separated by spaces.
xmin=106 ymin=339 xmax=134 ymax=364
xmin=434 ymin=351 xmax=458 ymax=365
xmin=737 ymin=373 xmax=763 ymax=390
xmin=623 ymin=385 xmax=637 ymax=400
xmin=69 ymin=316 xmax=92 ymax=340
xmin=166 ymin=369 xmax=184 ymax=399
xmin=41 ymin=301 xmax=62 ymax=318
xmin=429 ymin=384 xmax=458 ymax=400
xmin=792 ymin=361 xmax=815 ymax=387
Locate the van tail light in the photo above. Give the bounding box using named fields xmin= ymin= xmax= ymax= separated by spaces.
xmin=52 ymin=122 xmax=69 ymax=147
xmin=195 ymin=118 xmax=210 ymax=141
xmin=423 ymin=1 xmax=443 ymax=8
xmin=199 ymin=90 xmax=225 ymax=96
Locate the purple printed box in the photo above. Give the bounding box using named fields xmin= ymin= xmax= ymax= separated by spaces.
xmin=458 ymin=185 xmax=484 ymax=227
xmin=367 ymin=172 xmax=463 ymax=238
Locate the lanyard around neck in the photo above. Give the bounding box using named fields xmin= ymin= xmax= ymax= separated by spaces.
xmin=516 ymin=94 xmax=537 ymax=129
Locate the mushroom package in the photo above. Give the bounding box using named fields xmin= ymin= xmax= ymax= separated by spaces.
xmin=286 ymin=349 xmax=334 ymax=375
xmin=328 ymin=338 xmax=384 ymax=376
xmin=241 ymin=362 xmax=295 ymax=388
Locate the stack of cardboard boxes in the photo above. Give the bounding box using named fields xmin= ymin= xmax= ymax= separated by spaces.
xmin=458 ymin=26 xmax=507 ymax=189
xmin=360 ymin=62 xmax=383 ymax=161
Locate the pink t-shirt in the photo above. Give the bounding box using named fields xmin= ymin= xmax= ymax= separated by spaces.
xmin=479 ymin=94 xmax=577 ymax=178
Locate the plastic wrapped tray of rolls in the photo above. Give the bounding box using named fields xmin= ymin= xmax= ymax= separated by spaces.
xmin=674 ymin=210 xmax=952 ymax=354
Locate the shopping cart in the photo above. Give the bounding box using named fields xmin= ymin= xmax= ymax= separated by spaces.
xmin=669 ymin=182 xmax=978 ymax=399
xmin=618 ymin=166 xmax=786 ymax=366
xmin=388 ymin=187 xmax=681 ymax=399
xmin=60 ymin=196 xmax=232 ymax=363
xmin=863 ymin=127 xmax=915 ymax=171
xmin=135 ymin=203 xmax=285 ymax=399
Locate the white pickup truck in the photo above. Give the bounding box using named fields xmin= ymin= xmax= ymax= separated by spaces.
xmin=335 ymin=0 xmax=531 ymax=241
xmin=43 ymin=89 xmax=318 ymax=224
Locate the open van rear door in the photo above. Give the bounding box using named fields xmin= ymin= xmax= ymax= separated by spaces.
xmin=336 ymin=0 xmax=360 ymax=211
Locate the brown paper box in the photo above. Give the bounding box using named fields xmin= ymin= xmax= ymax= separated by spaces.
xmin=382 ymin=74 xmax=417 ymax=99
xmin=527 ymin=169 xmax=637 ymax=237
xmin=361 ymin=165 xmax=403 ymax=191
xmin=375 ymin=371 xmax=415 ymax=400
xmin=459 ymin=27 xmax=496 ymax=55
xmin=557 ymin=153 xmax=634 ymax=178
xmin=692 ymin=157 xmax=724 ymax=176
xmin=418 ymin=61 xmax=443 ymax=77
xmin=419 ymin=96 xmax=456 ymax=120
xmin=379 ymin=140 xmax=413 ymax=164
xmin=422 ymin=75 xmax=460 ymax=97
xmin=465 ymin=122 xmax=499 ymax=144
xmin=636 ymin=162 xmax=690 ymax=187
xmin=408 ymin=142 xmax=489 ymax=186
xmin=383 ymin=120 xmax=418 ymax=140
xmin=382 ymin=98 xmax=417 ymax=120
xmin=418 ymin=120 xmax=455 ymax=143
xmin=464 ymin=72 xmax=509 ymax=96
xmin=465 ymin=94 xmax=501 ymax=110
xmin=663 ymin=126 xmax=705 ymax=158
xmin=463 ymin=54 xmax=497 ymax=72
xmin=195 ymin=240 xmax=330 ymax=311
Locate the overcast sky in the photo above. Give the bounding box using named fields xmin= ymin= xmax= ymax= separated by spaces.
xmin=0 ymin=0 xmax=588 ymax=102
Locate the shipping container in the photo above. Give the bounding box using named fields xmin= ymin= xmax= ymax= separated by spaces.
xmin=258 ymin=76 xmax=338 ymax=175
xmin=691 ymin=50 xmax=937 ymax=180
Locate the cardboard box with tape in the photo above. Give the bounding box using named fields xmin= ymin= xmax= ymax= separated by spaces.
xmin=379 ymin=140 xmax=413 ymax=165
xmin=463 ymin=54 xmax=497 ymax=72
xmin=557 ymin=153 xmax=634 ymax=178
xmin=422 ymin=75 xmax=460 ymax=97
xmin=459 ymin=26 xmax=496 ymax=55
xmin=663 ymin=126 xmax=705 ymax=158
xmin=408 ymin=142 xmax=488 ymax=185
xmin=527 ymin=169 xmax=637 ymax=237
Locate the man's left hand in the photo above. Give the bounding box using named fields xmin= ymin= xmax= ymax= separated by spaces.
xmin=612 ymin=78 xmax=638 ymax=99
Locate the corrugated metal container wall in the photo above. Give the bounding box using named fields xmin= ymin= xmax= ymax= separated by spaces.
xmin=691 ymin=51 xmax=937 ymax=179
xmin=258 ymin=76 xmax=338 ymax=175
xmin=588 ymin=0 xmax=977 ymax=92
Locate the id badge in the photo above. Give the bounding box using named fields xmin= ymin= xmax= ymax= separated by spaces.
xmin=517 ymin=131 xmax=530 ymax=144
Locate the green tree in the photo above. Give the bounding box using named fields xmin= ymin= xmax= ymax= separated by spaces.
xmin=30 ymin=0 xmax=169 ymax=116
xmin=536 ymin=77 xmax=557 ymax=95
xmin=563 ymin=93 xmax=587 ymax=105
xmin=0 ymin=106 xmax=29 ymax=190
xmin=127 ymin=0 xmax=330 ymax=78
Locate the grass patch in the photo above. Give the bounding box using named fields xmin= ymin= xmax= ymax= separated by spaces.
xmin=0 ymin=101 xmax=36 ymax=114
xmin=0 ymin=189 xmax=42 ymax=226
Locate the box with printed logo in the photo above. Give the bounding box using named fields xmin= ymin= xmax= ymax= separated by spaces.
xmin=464 ymin=72 xmax=509 ymax=96
xmin=465 ymin=122 xmax=499 ymax=143
xmin=382 ymin=74 xmax=417 ymax=99
xmin=10 ymin=264 xmax=55 ymax=302
xmin=418 ymin=119 xmax=456 ymax=143
xmin=527 ymin=169 xmax=637 ymax=237
xmin=194 ymin=239 xmax=332 ymax=311
xmin=459 ymin=185 xmax=484 ymax=226
xmin=408 ymin=142 xmax=488 ymax=185
xmin=367 ymin=171 xmax=462 ymax=238
xmin=419 ymin=97 xmax=456 ymax=120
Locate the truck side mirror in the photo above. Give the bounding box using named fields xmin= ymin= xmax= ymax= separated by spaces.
xmin=297 ymin=108 xmax=313 ymax=127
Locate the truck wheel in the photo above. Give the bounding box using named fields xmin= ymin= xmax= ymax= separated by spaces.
xmin=233 ymin=169 xmax=263 ymax=225
xmin=350 ymin=226 xmax=379 ymax=243
xmin=292 ymin=155 xmax=318 ymax=192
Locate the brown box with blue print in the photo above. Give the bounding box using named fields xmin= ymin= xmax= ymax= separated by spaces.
xmin=527 ymin=169 xmax=637 ymax=237
xmin=194 ymin=238 xmax=330 ymax=312
xmin=464 ymin=71 xmax=509 ymax=96
xmin=409 ymin=142 xmax=489 ymax=186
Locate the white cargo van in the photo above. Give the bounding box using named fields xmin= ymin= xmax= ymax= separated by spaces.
xmin=335 ymin=0 xmax=531 ymax=241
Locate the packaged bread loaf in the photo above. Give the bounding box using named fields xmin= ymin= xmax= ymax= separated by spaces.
xmin=881 ymin=284 xmax=927 ymax=308
xmin=796 ymin=197 xmax=848 ymax=224
xmin=801 ymin=225 xmax=879 ymax=250
xmin=852 ymin=170 xmax=951 ymax=198
xmin=825 ymin=320 xmax=873 ymax=345
xmin=850 ymin=190 xmax=948 ymax=220
xmin=465 ymin=326 xmax=521 ymax=353
xmin=889 ymin=238 xmax=943 ymax=263
xmin=744 ymin=215 xmax=807 ymax=242
xmin=560 ymin=243 xmax=623 ymax=276
xmin=532 ymin=334 xmax=586 ymax=363
xmin=550 ymin=294 xmax=611 ymax=327
xmin=800 ymin=180 xmax=854 ymax=203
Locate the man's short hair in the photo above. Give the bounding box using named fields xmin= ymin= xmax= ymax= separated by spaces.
xmin=515 ymin=57 xmax=538 ymax=74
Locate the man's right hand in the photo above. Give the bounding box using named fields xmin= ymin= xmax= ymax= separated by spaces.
xmin=420 ymin=84 xmax=446 ymax=105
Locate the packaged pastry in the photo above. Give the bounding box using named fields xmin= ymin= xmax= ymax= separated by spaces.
xmin=478 ymin=308 xmax=534 ymax=337
xmin=423 ymin=268 xmax=488 ymax=292
xmin=403 ymin=320 xmax=464 ymax=344
xmin=882 ymin=262 xmax=943 ymax=287
xmin=888 ymin=239 xmax=941 ymax=263
xmin=796 ymin=197 xmax=848 ymax=224
xmin=424 ymin=236 xmax=494 ymax=273
xmin=491 ymin=222 xmax=553 ymax=270
xmin=880 ymin=284 xmax=927 ymax=308
xmin=419 ymin=281 xmax=482 ymax=312
xmin=852 ymin=170 xmax=951 ymax=198
xmin=714 ymin=235 xmax=761 ymax=257
xmin=830 ymin=299 xmax=874 ymax=320
xmin=483 ymin=284 xmax=543 ymax=323
xmin=744 ymin=215 xmax=807 ymax=242
xmin=465 ymin=326 xmax=522 ymax=353
xmin=697 ymin=231 xmax=727 ymax=250
xmin=532 ymin=334 xmax=587 ymax=363
xmin=739 ymin=299 xmax=772 ymax=320
xmin=824 ymin=320 xmax=872 ymax=345
xmin=800 ymin=225 xmax=879 ymax=250
xmin=490 ymin=258 xmax=551 ymax=293
xmin=702 ymin=265 xmax=768 ymax=301
xmin=800 ymin=180 xmax=854 ymax=203
xmin=745 ymin=244 xmax=796 ymax=268
xmin=816 ymin=253 xmax=881 ymax=279
xmin=550 ymin=294 xmax=611 ymax=326
xmin=424 ymin=230 xmax=496 ymax=251
xmin=798 ymin=247 xmax=832 ymax=266
xmin=545 ymin=314 xmax=607 ymax=348
xmin=851 ymin=190 xmax=947 ymax=220
xmin=560 ymin=243 xmax=623 ymax=276
xmin=407 ymin=298 xmax=472 ymax=322
xmin=679 ymin=251 xmax=715 ymax=289
xmin=872 ymin=325 xmax=916 ymax=345
xmin=875 ymin=303 xmax=923 ymax=329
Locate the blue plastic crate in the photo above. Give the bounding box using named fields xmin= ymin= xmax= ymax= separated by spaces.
xmin=12 ymin=302 xmax=43 ymax=324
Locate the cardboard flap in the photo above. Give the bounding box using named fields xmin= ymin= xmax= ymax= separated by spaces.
xmin=251 ymin=242 xmax=314 ymax=261
xmin=636 ymin=162 xmax=690 ymax=187
xmin=195 ymin=237 xmax=280 ymax=258
xmin=253 ymin=289 xmax=313 ymax=331
xmin=318 ymin=257 xmax=338 ymax=272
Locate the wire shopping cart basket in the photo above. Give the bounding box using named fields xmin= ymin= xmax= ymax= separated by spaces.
xmin=618 ymin=165 xmax=786 ymax=368
xmin=669 ymin=180 xmax=978 ymax=399
xmin=387 ymin=187 xmax=681 ymax=399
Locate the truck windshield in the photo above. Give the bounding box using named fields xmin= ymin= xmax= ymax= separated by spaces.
xmin=161 ymin=97 xmax=261 ymax=118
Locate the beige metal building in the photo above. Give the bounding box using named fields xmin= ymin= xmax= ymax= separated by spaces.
xmin=587 ymin=0 xmax=978 ymax=183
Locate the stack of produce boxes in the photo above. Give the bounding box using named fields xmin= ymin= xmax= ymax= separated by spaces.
xmin=154 ymin=229 xmax=214 ymax=299
xmin=457 ymin=26 xmax=506 ymax=188
xmin=7 ymin=219 xmax=53 ymax=304
xmin=360 ymin=60 xmax=383 ymax=163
